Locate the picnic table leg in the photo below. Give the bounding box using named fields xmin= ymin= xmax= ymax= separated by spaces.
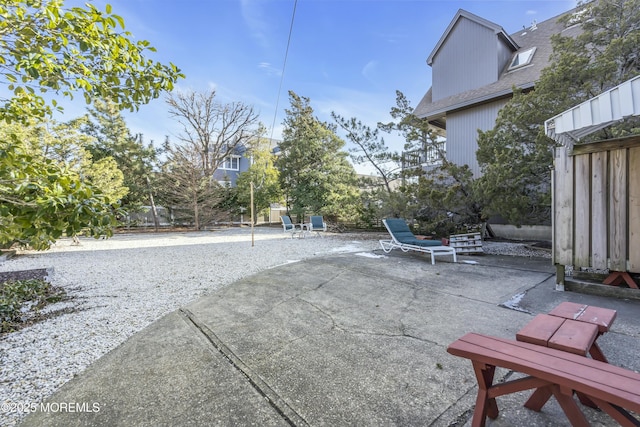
xmin=603 ymin=271 xmax=639 ymax=288
xmin=589 ymin=397 xmax=640 ymax=427
xmin=575 ymin=392 xmax=597 ymax=409
xmin=525 ymin=384 xmax=597 ymax=411
xmin=552 ymin=385 xmax=590 ymax=427
xmin=578 ymin=341 xmax=608 ymax=408
xmin=524 ymin=385 xmax=553 ymax=411
xmin=588 ymin=341 xmax=609 ymax=363
xmin=471 ymin=362 xmax=499 ymax=427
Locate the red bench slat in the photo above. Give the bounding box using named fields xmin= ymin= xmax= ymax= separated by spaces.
xmin=448 ymin=333 xmax=640 ymax=413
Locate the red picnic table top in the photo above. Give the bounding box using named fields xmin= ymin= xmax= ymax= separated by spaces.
xmin=517 ymin=302 xmax=617 ymax=360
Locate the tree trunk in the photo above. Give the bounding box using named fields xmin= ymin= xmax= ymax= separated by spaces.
xmin=146 ymin=177 xmax=160 ymax=232
xmin=193 ymin=198 xmax=200 ymax=230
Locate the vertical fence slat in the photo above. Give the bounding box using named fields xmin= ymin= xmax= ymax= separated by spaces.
xmin=629 ymin=147 xmax=640 ymax=272
xmin=591 ymin=152 xmax=608 ymax=269
xmin=553 ymin=146 xmax=573 ymax=266
xmin=573 ymin=155 xmax=591 ymax=267
xmin=609 ymin=149 xmax=627 ymax=271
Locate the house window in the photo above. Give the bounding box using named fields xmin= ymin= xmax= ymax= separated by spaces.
xmin=508 ymin=47 xmax=536 ymax=70
xmin=220 ymin=156 xmax=240 ymax=170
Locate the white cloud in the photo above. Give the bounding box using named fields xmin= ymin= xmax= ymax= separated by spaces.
xmin=361 ymin=60 xmax=380 ymax=83
xmin=240 ymin=0 xmax=271 ymax=48
xmin=258 ymin=62 xmax=282 ymax=77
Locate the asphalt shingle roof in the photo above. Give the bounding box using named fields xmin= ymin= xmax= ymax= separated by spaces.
xmin=414 ymin=9 xmax=581 ymax=121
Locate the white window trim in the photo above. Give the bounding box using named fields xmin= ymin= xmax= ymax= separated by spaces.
xmin=508 ymin=47 xmax=536 ymax=71
xmin=219 ymin=155 xmax=241 ymax=171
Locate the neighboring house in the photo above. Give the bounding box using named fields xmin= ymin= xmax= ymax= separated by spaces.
xmin=211 ymin=145 xmax=251 ymax=187
xmin=211 ymin=138 xmax=280 ymax=187
xmin=412 ymin=8 xmax=581 ymax=177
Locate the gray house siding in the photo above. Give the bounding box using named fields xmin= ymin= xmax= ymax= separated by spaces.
xmin=496 ymin=41 xmax=512 ymax=76
xmin=432 ymin=17 xmax=501 ymax=101
xmin=446 ymin=98 xmax=509 ymax=177
xmin=414 ymin=7 xmax=577 ymax=183
xmin=212 ymin=155 xmax=251 ymax=186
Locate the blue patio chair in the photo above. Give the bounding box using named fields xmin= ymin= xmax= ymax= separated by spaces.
xmin=380 ymin=218 xmax=457 ymax=264
xmin=281 ymin=215 xmax=301 ymax=238
xmin=309 ymin=215 xmax=327 ymax=237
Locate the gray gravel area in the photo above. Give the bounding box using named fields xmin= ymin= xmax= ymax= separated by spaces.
xmin=0 ymin=228 xmax=548 ymax=427
xmin=482 ymin=240 xmax=551 ymax=258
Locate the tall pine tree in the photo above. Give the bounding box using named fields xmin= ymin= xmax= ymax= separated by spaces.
xmin=277 ymin=91 xmax=359 ymax=223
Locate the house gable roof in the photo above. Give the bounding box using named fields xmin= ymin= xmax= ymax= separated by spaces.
xmin=427 ymin=9 xmax=518 ymax=66
xmin=415 ymin=8 xmax=580 ymax=121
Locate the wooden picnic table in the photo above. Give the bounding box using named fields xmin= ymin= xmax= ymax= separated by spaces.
xmin=516 ymin=302 xmax=618 ymax=409
xmin=518 ymin=302 xmax=616 ymax=360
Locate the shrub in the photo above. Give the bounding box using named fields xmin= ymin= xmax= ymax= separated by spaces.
xmin=0 ymin=279 xmax=65 ymax=333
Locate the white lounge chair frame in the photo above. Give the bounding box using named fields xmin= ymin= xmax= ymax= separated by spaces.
xmin=379 ymin=219 xmax=457 ymax=265
xmin=309 ymin=215 xmax=327 ymax=237
xmin=281 ymin=215 xmax=302 ymax=238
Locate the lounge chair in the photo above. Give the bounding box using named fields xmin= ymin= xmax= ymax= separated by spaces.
xmin=309 ymin=215 xmax=327 ymax=237
xmin=380 ymin=218 xmax=457 ymax=264
xmin=280 ymin=215 xmax=301 ymax=238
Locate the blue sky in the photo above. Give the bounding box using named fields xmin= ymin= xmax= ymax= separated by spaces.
xmin=61 ymin=0 xmax=576 ymax=170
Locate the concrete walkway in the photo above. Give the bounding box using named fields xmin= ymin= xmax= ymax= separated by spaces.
xmin=20 ymin=251 xmax=640 ymax=426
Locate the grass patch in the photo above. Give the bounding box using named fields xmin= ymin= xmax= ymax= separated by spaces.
xmin=0 ymin=279 xmax=67 ymax=334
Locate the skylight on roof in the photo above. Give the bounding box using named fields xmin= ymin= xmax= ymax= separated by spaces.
xmin=509 ymin=47 xmax=536 ymax=70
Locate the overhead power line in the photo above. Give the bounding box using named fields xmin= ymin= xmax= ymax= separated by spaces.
xmin=269 ymin=0 xmax=297 ymax=144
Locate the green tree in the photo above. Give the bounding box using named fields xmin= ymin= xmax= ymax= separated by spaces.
xmin=236 ymin=137 xmax=282 ymax=224
xmin=476 ymin=90 xmax=555 ymax=225
xmin=0 ymin=118 xmax=127 ymax=248
xmin=331 ymin=111 xmax=400 ymax=196
xmin=0 ymin=132 xmax=118 ymax=249
xmin=0 ymin=0 xmax=183 ymax=248
xmin=477 ymin=0 xmax=640 ymax=225
xmin=82 ymin=99 xmax=157 ymax=210
xmin=277 ymin=91 xmax=359 ymax=224
xmin=0 ymin=0 xmax=182 ymax=121
xmin=379 ymin=92 xmax=483 ymax=234
xmin=84 ymin=156 xmax=127 ymax=202
xmin=41 ymin=117 xmax=128 ymax=202
xmin=157 ymin=143 xmax=223 ymax=230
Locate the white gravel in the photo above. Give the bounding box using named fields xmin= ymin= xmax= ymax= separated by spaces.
xmin=0 ymin=229 xmax=549 ymax=427
xmin=0 ymin=228 xmax=379 ymax=427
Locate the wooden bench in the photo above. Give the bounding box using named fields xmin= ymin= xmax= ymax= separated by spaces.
xmin=447 ymin=332 xmax=640 ymax=427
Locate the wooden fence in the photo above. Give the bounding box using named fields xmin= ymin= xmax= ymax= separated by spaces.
xmin=553 ymin=135 xmax=640 ymax=275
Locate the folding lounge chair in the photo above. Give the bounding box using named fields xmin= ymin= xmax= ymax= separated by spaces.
xmin=380 ymin=218 xmax=457 ymax=264
xmin=309 ymin=215 xmax=327 ymax=237
xmin=281 ymin=215 xmax=301 ymax=238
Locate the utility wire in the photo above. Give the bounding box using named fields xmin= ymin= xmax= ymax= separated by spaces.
xmin=269 ymin=0 xmax=297 ymax=145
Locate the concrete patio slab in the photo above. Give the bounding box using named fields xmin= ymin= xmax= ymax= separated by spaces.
xmin=20 ymin=250 xmax=640 ymax=427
